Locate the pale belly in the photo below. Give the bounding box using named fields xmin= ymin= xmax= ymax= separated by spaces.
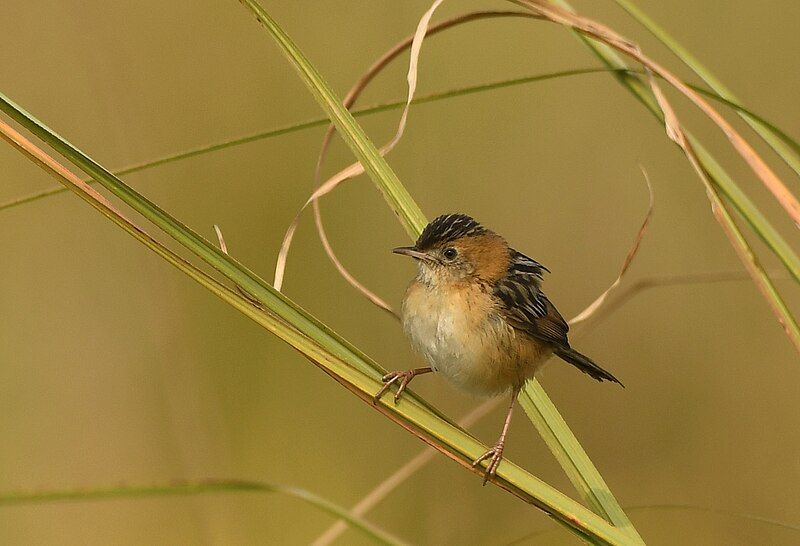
xmin=401 ymin=281 xmax=549 ymax=396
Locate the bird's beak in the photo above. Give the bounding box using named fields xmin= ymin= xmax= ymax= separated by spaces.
xmin=392 ymin=246 xmax=430 ymax=261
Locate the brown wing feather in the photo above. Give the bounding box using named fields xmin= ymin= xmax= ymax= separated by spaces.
xmin=495 ymin=276 xmax=569 ymax=347
xmin=493 ymin=250 xmax=568 ymax=347
xmin=494 ymin=249 xmax=622 ymax=385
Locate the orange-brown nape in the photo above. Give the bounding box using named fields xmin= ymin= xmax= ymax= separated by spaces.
xmin=450 ymin=233 xmax=510 ymax=284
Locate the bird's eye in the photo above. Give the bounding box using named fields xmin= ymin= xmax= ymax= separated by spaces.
xmin=442 ymin=247 xmax=458 ymax=261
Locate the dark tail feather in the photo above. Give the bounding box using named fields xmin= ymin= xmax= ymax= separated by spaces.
xmin=555 ymin=346 xmax=624 ymax=387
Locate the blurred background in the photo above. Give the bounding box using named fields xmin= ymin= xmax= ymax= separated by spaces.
xmin=1 ymin=1 xmax=798 ymax=544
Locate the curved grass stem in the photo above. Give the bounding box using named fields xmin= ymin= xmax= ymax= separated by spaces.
xmin=0 ymin=479 xmax=407 ymax=546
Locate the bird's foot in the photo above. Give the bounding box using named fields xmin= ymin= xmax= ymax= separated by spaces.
xmin=373 ymin=369 xmax=421 ymax=404
xmin=472 ymin=440 xmax=506 ymax=486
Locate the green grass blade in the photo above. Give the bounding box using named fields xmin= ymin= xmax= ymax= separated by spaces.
xmin=518 ymin=383 xmax=642 ymax=540
xmin=0 ymin=91 xmax=377 ymax=381
xmin=531 ymin=0 xmax=798 ymax=535
xmin=612 ymin=0 xmax=800 ymax=178
xmin=690 ymin=86 xmax=800 ymax=156
xmin=0 ymin=93 xmax=644 ymax=544
xmin=548 ymin=0 xmax=800 ymax=285
xmin=237 ymin=0 xmax=427 ymax=239
xmin=0 ymin=480 xmax=406 ymax=546
xmin=234 ymin=2 xmax=647 ymax=541
xmin=692 ymin=141 xmax=800 ymax=283
xmin=0 ymin=119 xmax=632 ymax=545
xmin=0 ymin=90 xmax=469 ymax=432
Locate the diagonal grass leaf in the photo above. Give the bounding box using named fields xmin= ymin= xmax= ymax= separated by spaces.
xmin=0 ymin=95 xmax=632 ymax=545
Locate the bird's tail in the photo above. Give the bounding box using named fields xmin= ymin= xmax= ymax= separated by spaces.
xmin=555 ymin=346 xmax=623 ymax=386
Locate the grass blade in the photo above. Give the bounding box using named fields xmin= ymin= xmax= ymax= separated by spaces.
xmin=0 ymin=100 xmax=632 ymax=545
xmin=647 ymin=72 xmax=800 ymax=351
xmin=517 ymin=383 xmax=637 ymax=535
xmin=612 ymin=0 xmax=800 ymax=179
xmin=237 ymin=0 xmax=427 ymax=239
xmin=513 ymin=0 xmax=800 ymax=231
xmin=0 ymin=480 xmax=406 ymax=546
xmin=3 ymin=66 xmax=799 ymax=232
xmin=0 ymin=91 xmax=382 ymax=382
xmin=548 ymin=0 xmax=800 ymax=285
xmin=523 ymin=0 xmax=800 ymax=349
xmin=235 ymin=2 xmax=646 ymax=541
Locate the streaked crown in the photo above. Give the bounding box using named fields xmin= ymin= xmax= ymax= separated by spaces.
xmin=415 ymin=213 xmax=488 ymax=251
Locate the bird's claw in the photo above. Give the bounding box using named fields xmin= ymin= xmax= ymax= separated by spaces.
xmin=373 ymin=370 xmax=418 ymax=404
xmin=472 ymin=441 xmax=505 ymax=485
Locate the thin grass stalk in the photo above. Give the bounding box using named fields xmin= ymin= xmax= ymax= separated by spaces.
xmin=0 ymin=480 xmax=406 ymax=546
xmin=0 ymin=107 xmax=631 ymax=545
xmin=3 ymin=68 xmax=799 ymax=238
xmin=236 ymin=1 xmax=647 ymax=540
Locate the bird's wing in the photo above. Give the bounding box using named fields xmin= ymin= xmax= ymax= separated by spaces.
xmin=494 ymin=250 xmax=568 ymax=347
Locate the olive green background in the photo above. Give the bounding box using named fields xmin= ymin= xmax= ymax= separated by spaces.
xmin=1 ymin=1 xmax=798 ymax=544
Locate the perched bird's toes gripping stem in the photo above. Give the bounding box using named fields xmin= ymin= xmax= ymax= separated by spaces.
xmin=373 ymin=369 xmax=421 ymax=404
xmin=472 ymin=441 xmax=505 ymax=486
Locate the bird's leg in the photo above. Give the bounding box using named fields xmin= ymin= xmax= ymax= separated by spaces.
xmin=473 ymin=386 xmax=520 ymax=485
xmin=373 ymin=367 xmax=433 ymax=404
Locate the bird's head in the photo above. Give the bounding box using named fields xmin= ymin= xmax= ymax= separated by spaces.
xmin=393 ymin=214 xmax=510 ymax=286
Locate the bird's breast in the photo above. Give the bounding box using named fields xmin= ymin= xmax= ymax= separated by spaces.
xmin=401 ymin=280 xmax=542 ymax=396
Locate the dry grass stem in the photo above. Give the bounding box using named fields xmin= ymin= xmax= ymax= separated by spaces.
xmin=0 ymin=120 xmax=124 ymax=220
xmin=275 ymin=11 xmax=538 ymax=313
xmin=570 ymin=167 xmax=654 ymax=325
xmin=515 ymin=0 xmax=800 ymax=226
xmin=273 ymin=0 xmax=453 ymax=293
xmin=506 ymin=0 xmax=800 ymax=351
xmin=645 ymin=73 xmax=800 ymax=352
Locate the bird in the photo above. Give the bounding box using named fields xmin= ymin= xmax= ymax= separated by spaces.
xmin=374 ymin=213 xmax=622 ymax=484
